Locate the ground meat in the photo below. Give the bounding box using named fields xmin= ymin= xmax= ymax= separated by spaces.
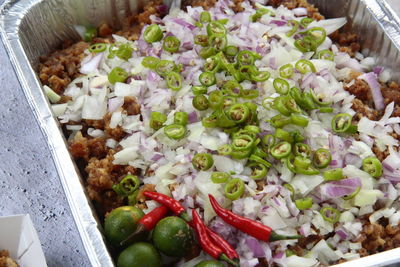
xmin=382 ymin=81 xmax=400 ymax=106
xmin=351 ymin=99 xmax=380 ymax=121
xmin=330 ymin=31 xmax=361 ymax=56
xmin=103 ymin=113 xmax=127 ymax=141
xmin=39 ymin=41 xmax=89 ymax=94
xmin=69 ymin=132 xmax=107 ymax=161
xmin=345 ymin=79 xmax=373 ymax=104
xmin=0 ymin=250 xmax=18 ymax=267
xmin=122 ymin=96 xmax=141 ymax=115
xmin=357 ymin=218 xmax=400 ymax=254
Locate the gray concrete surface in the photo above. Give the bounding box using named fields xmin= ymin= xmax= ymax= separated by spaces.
xmin=0 ymin=0 xmax=90 ymax=265
xmin=0 ymin=0 xmax=399 ymax=267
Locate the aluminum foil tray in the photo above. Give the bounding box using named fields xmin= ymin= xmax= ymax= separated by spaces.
xmin=1 ymin=0 xmax=400 ymax=266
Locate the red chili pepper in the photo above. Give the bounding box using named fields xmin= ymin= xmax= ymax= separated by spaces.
xmin=192 ymin=209 xmax=239 ymax=267
xmin=206 ymin=227 xmax=239 ymax=262
xmin=209 ymin=194 xmax=302 ymax=242
xmin=143 ymin=191 xmax=190 ymax=222
xmin=120 ymin=205 xmax=169 ymax=246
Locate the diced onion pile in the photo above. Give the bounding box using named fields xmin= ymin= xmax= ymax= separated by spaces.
xmin=50 ymin=0 xmax=400 ymax=266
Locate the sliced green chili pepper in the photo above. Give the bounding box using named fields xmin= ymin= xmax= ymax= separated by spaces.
xmin=155 ymin=60 xmax=177 ymax=76
xmin=232 ymin=134 xmax=255 ymax=151
xmin=200 ymin=11 xmax=212 ymax=23
xmin=210 ymin=35 xmax=228 ymax=51
xmin=194 ymin=35 xmax=209 ymax=47
xmin=342 ymin=186 xmax=361 ymax=200
xmin=237 ymin=50 xmax=255 ymax=66
xmin=218 ymin=144 xmax=232 ymax=156
xmin=313 ymin=148 xmax=332 ymax=169
xmin=294 ymin=143 xmax=311 ymax=158
xmin=127 ymin=190 xmax=139 ymax=205
xmin=217 ymin=109 xmax=236 ymax=128
xmin=295 ymin=59 xmax=316 ymax=74
xmin=262 ymin=134 xmax=276 ymax=148
xmin=320 ymin=206 xmax=341 ymax=224
xmin=296 ymin=165 xmax=320 ymax=175
xmin=224 ymin=178 xmax=245 ymax=200
xmin=285 ymin=155 xmax=297 ymax=173
xmin=244 ymin=125 xmax=261 ymax=135
xmin=270 ymin=114 xmax=292 ymax=128
xmin=311 ymin=91 xmax=332 ymax=107
xmin=251 ymin=8 xmax=275 ymax=22
xmin=286 ymin=20 xmax=299 ymax=37
xmin=208 ymin=90 xmax=224 ymax=110
xmin=248 ymin=162 xmax=268 ymax=180
xmin=199 ymin=46 xmax=217 ymax=59
xmin=300 ymin=17 xmax=314 ymax=27
xmin=112 ymin=174 xmax=140 ymax=196
xmin=192 ymin=85 xmax=208 ymax=95
xmin=211 ymin=172 xmax=231 ymax=183
xmin=271 ymin=141 xmax=292 ymax=159
xmin=299 ymin=92 xmax=317 ymax=110
xmin=150 ymin=111 xmax=167 ymax=130
xmin=84 ymin=27 xmax=97 ymax=42
xmin=195 ymin=22 xmax=203 ymax=28
xmin=142 ymin=56 xmax=160 ymax=69
xmin=199 ymin=71 xmax=216 ymax=87
xmin=317 ymin=49 xmax=334 ymax=61
xmin=228 ymin=104 xmax=250 ymax=123
xmin=274 ymin=96 xmax=292 ymax=116
xmin=253 ymin=147 xmax=268 ymax=158
xmin=193 ymin=95 xmax=209 ymax=111
xmin=250 ymin=70 xmax=270 ymax=82
xmin=108 ymin=67 xmax=129 ymax=84
xmin=249 ymin=154 xmax=272 ymax=168
xmin=206 ymin=21 xmax=226 ymax=36
xmin=295 ymin=197 xmax=313 ymax=210
xmin=163 ymin=36 xmax=181 ymax=53
xmin=202 ymin=111 xmax=219 ymax=128
xmin=291 ymin=114 xmax=309 ymax=127
xmin=275 ymin=128 xmax=293 ymax=143
xmin=241 ymin=89 xmax=260 ymax=99
xmin=307 ymin=27 xmax=327 ymax=46
xmin=285 ymin=98 xmax=301 ymax=114
xmin=291 ymin=131 xmax=305 ymax=143
xmin=204 ymin=56 xmax=221 ymax=73
xmin=284 ymin=183 xmax=295 ymax=197
xmin=166 ymin=72 xmax=182 ymax=91
xmin=273 ymin=78 xmax=290 ymax=95
xmin=231 ymin=149 xmax=252 ymax=160
xmin=217 ymin=18 xmax=229 ymax=24
xmin=279 ymin=64 xmax=294 ymax=79
xmin=174 ymin=112 xmax=189 ymax=126
xmin=225 ymin=45 xmax=239 ymax=57
xmin=164 ymin=124 xmax=186 ymax=140
xmin=144 ymin=24 xmax=163 ymax=43
xmin=115 ymin=44 xmax=133 ymax=61
xmin=362 ymin=157 xmax=383 ymax=178
xmin=323 ymin=168 xmax=344 ymax=181
xmin=222 ymin=80 xmax=243 ymax=97
xmin=238 ymin=65 xmax=256 ymax=81
xmin=319 ymin=107 xmax=334 ymax=113
xmin=294 ymin=156 xmax=312 ymax=169
xmin=89 ymin=43 xmax=107 ymax=53
xmin=331 ymin=113 xmax=357 ymax=133
xmin=192 ymin=153 xmax=214 ymax=171
xmin=294 ymin=38 xmax=316 ymax=53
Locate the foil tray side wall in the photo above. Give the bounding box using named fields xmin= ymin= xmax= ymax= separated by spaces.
xmin=0 ymin=0 xmax=400 ymax=267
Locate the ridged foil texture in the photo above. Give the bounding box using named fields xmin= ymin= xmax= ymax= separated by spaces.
xmin=0 ymin=0 xmax=399 ymax=266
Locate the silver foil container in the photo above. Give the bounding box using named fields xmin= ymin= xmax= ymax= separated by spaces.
xmin=1 ymin=0 xmax=400 ymax=266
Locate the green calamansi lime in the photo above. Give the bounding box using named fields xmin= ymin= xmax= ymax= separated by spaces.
xmin=152 ymin=216 xmax=192 ymax=257
xmin=194 ymin=260 xmax=225 ymax=267
xmin=117 ymin=242 xmax=162 ymax=267
xmin=104 ymin=206 xmax=145 ymax=248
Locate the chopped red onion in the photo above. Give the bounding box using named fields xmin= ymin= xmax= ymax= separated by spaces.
xmin=373 ymin=66 xmax=384 ymax=75
xmin=188 ymin=111 xmax=198 ymax=123
xmin=322 ymin=177 xmax=362 ymax=198
xmin=336 ymin=229 xmax=348 ymax=240
xmin=359 ymin=72 xmax=385 ymax=110
xmin=108 ymin=97 xmax=124 ymax=113
xmin=245 ymin=237 xmax=265 ymax=258
xmin=270 ymin=20 xmax=287 ymax=26
xmin=172 ymin=18 xmax=196 ymax=30
xmin=80 ymin=52 xmax=103 ymax=74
